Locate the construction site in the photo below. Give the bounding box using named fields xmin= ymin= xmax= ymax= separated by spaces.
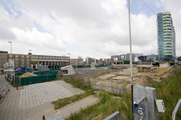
xmin=1 ymin=63 xmax=180 ymax=120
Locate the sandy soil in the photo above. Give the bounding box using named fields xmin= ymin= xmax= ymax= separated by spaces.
xmin=86 ymin=67 xmax=173 ymax=91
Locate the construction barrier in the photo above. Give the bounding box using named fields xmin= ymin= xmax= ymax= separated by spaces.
xmin=33 ymin=71 xmax=59 ymax=76
xmin=156 ymin=67 xmax=172 ymax=76
xmin=14 ymin=74 xmax=57 ymax=86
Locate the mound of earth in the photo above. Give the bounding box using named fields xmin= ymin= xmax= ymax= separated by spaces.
xmin=19 ymin=72 xmax=37 ymax=78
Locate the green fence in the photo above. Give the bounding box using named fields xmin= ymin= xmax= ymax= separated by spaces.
xmin=50 ymin=68 xmax=61 ymax=71
xmin=33 ymin=71 xmax=59 ymax=75
xmin=74 ymin=65 xmax=111 ymax=69
xmin=14 ymin=74 xmax=57 ymax=86
xmin=15 ymin=72 xmax=26 ymax=76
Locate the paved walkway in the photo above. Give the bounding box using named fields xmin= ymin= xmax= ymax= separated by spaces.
xmin=0 ymin=77 xmax=85 ymax=120
xmin=0 ymin=74 xmax=9 ymax=90
xmin=57 ymin=95 xmax=99 ymax=119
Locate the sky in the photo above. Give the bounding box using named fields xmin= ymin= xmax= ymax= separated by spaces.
xmin=0 ymin=0 xmax=181 ymax=60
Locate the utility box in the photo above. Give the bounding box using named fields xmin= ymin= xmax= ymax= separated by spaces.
xmin=133 ymin=85 xmax=157 ymax=120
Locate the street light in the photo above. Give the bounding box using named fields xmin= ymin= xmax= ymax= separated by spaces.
xmin=127 ymin=0 xmax=134 ymax=119
xmin=8 ymin=41 xmax=12 ymax=54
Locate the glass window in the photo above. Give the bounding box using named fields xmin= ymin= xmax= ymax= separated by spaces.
xmin=27 ymin=59 xmax=29 ymax=61
xmin=27 ymin=56 xmax=29 ymax=58
xmin=15 ymin=55 xmax=18 ymax=57
xmin=9 ymin=55 xmax=12 ymax=57
xmin=21 ymin=56 xmax=24 ymax=58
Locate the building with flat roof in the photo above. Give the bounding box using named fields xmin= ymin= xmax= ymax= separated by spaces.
xmin=85 ymin=57 xmax=92 ymax=65
xmin=111 ymin=53 xmax=143 ymax=64
xmin=31 ymin=54 xmax=70 ymax=69
xmin=0 ymin=51 xmax=31 ymax=72
xmin=70 ymin=58 xmax=83 ymax=66
xmin=0 ymin=51 xmax=70 ymax=72
xmin=157 ymin=12 xmax=176 ymax=61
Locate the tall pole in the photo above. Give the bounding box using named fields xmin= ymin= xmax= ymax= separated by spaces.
xmin=11 ymin=42 xmax=12 ymax=54
xmin=8 ymin=41 xmax=12 ymax=54
xmin=128 ymin=0 xmax=134 ymax=119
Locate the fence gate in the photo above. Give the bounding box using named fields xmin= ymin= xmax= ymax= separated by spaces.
xmin=133 ymin=85 xmax=157 ymax=120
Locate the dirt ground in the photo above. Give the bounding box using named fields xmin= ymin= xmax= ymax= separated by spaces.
xmin=66 ymin=67 xmax=126 ymax=78
xmin=85 ymin=67 xmax=173 ymax=91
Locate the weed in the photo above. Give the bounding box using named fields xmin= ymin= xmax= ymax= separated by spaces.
xmin=91 ymin=72 xmax=106 ymax=78
xmin=52 ymin=89 xmax=94 ymax=109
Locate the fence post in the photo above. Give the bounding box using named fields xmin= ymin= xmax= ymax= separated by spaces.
xmin=95 ymin=78 xmax=97 ymax=90
xmin=37 ymin=76 xmax=38 ymax=83
xmin=116 ymin=81 xmax=118 ymax=93
xmin=152 ymin=71 xmax=154 ymax=83
xmin=111 ymin=78 xmax=112 ymax=91
xmin=122 ymin=79 xmax=124 ymax=94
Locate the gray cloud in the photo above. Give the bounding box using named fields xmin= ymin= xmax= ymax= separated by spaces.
xmin=0 ymin=0 xmax=180 ymax=59
xmin=0 ymin=24 xmax=16 ymax=40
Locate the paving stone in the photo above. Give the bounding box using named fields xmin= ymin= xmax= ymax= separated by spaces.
xmin=59 ymin=95 xmax=99 ymax=119
xmin=0 ymin=78 xmax=85 ymax=120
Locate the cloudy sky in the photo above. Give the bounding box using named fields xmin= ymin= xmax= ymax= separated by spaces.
xmin=0 ymin=0 xmax=181 ymax=59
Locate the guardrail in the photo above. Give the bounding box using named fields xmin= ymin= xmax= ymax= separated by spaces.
xmin=172 ymin=99 xmax=181 ymax=120
xmin=0 ymin=85 xmax=9 ymax=104
xmin=103 ymin=111 xmax=121 ymax=120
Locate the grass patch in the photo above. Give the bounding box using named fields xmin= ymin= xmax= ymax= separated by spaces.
xmin=91 ymin=71 xmax=107 ymax=78
xmin=64 ymin=65 xmax=181 ymax=120
xmin=52 ymin=89 xmax=94 ymax=109
xmin=150 ymin=65 xmax=181 ymax=120
xmin=63 ymin=76 xmax=92 ymax=91
xmin=66 ymin=91 xmax=131 ymax=120
xmin=52 ymin=77 xmax=94 ymax=109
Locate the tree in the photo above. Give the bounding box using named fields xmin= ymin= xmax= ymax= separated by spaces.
xmin=177 ymin=56 xmax=181 ymax=61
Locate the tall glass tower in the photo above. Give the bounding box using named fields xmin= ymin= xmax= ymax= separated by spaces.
xmin=157 ymin=12 xmax=175 ymax=61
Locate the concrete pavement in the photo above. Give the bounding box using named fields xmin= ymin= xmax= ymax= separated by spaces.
xmin=0 ymin=78 xmax=85 ymax=120
xmin=0 ymin=74 xmax=8 ymax=90
xmin=57 ymin=95 xmax=99 ymax=119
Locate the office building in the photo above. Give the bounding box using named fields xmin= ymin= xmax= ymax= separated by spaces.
xmin=85 ymin=57 xmax=92 ymax=65
xmin=70 ymin=58 xmax=83 ymax=66
xmin=104 ymin=58 xmax=110 ymax=65
xmin=0 ymin=51 xmax=31 ymax=72
xmin=31 ymin=53 xmax=70 ymax=68
xmin=111 ymin=53 xmax=143 ymax=63
xmin=0 ymin=51 xmax=70 ymax=72
xmin=157 ymin=12 xmax=176 ymax=61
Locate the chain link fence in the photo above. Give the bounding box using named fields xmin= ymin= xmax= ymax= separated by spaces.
xmin=83 ymin=65 xmax=176 ymax=94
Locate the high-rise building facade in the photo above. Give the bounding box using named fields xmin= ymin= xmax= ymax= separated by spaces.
xmin=157 ymin=12 xmax=176 ymax=61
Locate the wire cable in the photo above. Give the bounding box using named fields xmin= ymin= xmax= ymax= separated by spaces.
xmin=142 ymin=0 xmax=156 ymax=15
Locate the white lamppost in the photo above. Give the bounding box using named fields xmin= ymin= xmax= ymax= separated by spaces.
xmin=8 ymin=41 xmax=12 ymax=54
xmin=128 ymin=0 xmax=133 ymax=119
xmin=68 ymin=53 xmax=70 ymax=65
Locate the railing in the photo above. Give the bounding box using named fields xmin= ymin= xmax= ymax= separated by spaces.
xmin=172 ymin=99 xmax=181 ymax=120
xmin=0 ymin=85 xmax=9 ymax=104
xmin=103 ymin=111 xmax=121 ymax=120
